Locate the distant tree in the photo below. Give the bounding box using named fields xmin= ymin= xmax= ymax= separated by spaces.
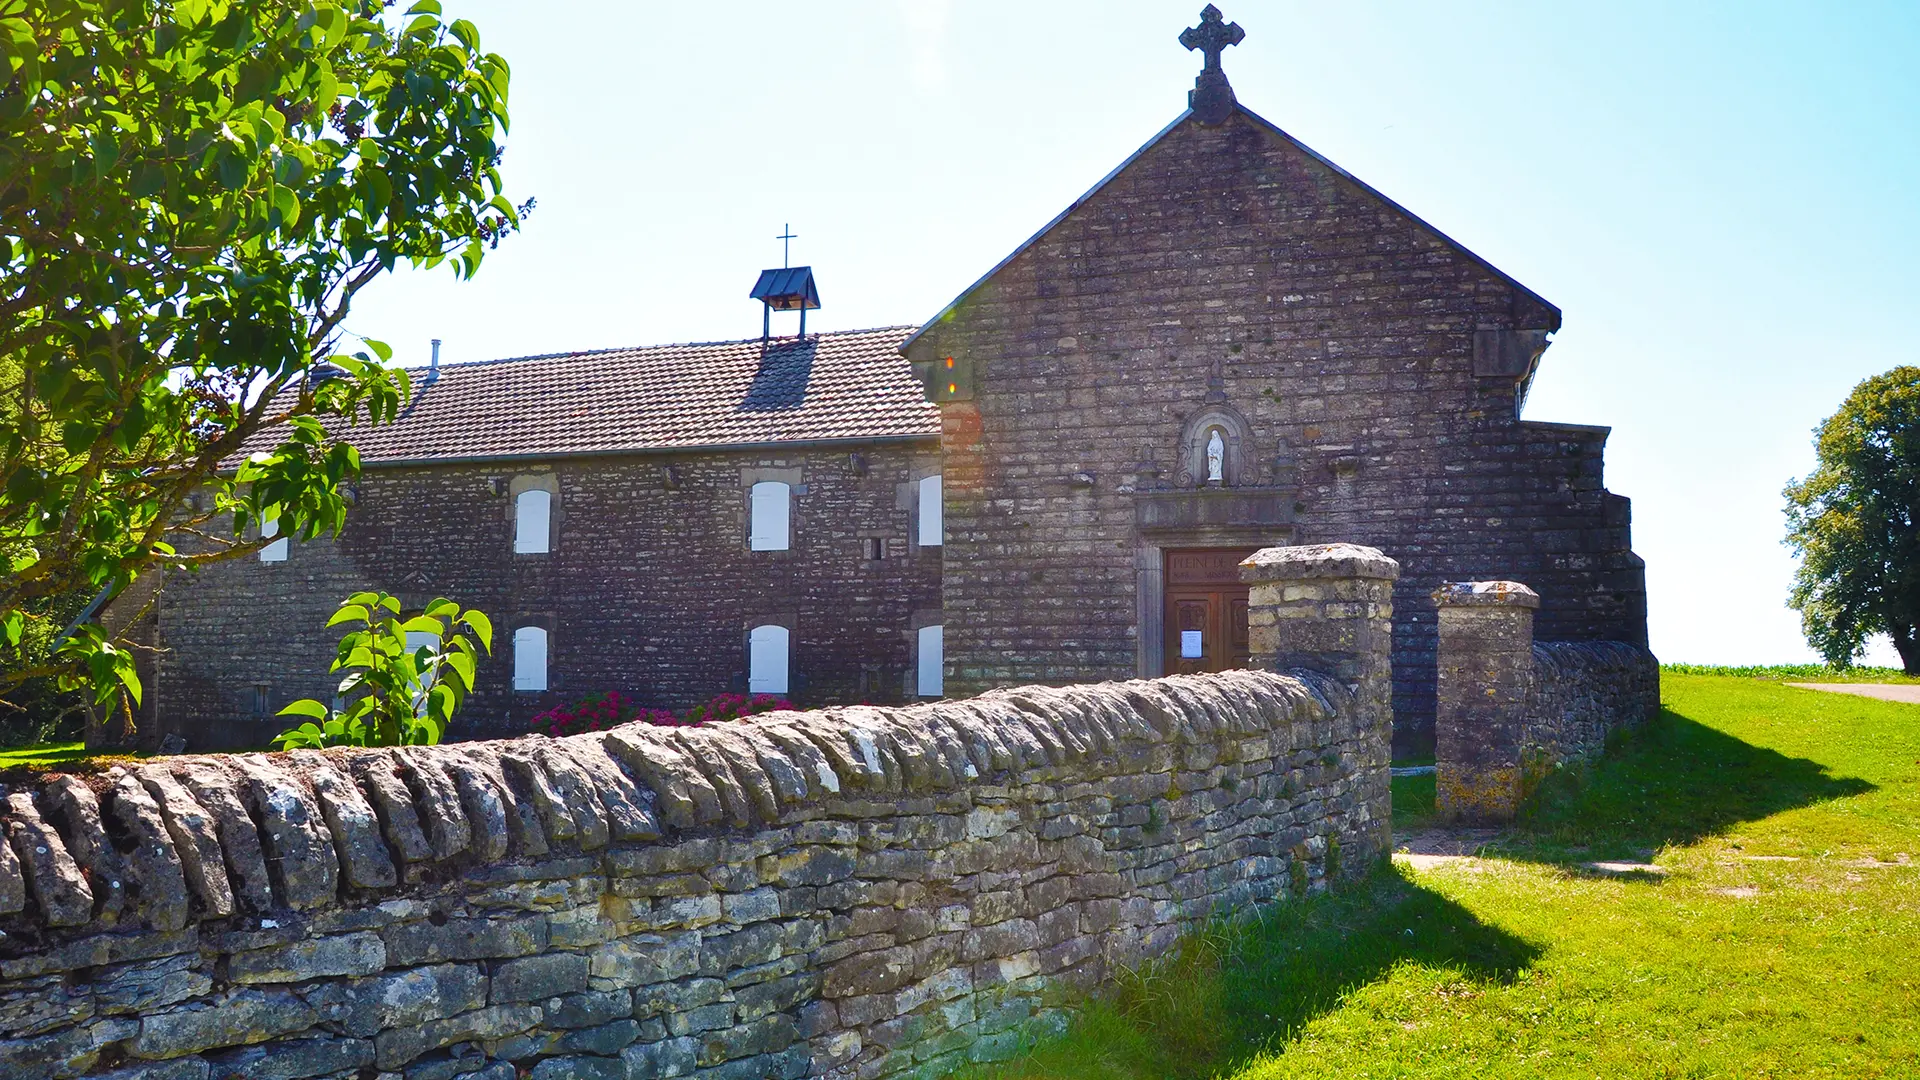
xmin=0 ymin=0 xmax=527 ymax=728
xmin=1784 ymin=367 xmax=1920 ymax=672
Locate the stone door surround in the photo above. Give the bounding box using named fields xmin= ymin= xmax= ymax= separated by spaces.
xmin=1163 ymin=548 xmax=1256 ymax=675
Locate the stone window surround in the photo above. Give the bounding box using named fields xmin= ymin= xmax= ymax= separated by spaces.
xmin=512 ymin=624 xmax=551 ymax=693
xmin=898 ymin=456 xmax=943 ymax=553
xmin=507 ymin=472 xmax=560 ymax=556
xmin=741 ymin=466 xmax=804 ymax=553
xmin=745 ymin=616 xmax=795 ymax=697
xmin=510 ymin=613 xmax=556 ymax=694
xmin=906 ymin=607 xmax=944 ymax=699
xmin=913 ymin=624 xmax=944 ymax=699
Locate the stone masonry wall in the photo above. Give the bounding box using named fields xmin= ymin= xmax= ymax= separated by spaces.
xmin=0 ymin=668 xmax=1388 ymax=1080
xmin=1525 ymin=641 xmax=1660 ymax=770
xmin=155 ymin=442 xmax=942 ymax=751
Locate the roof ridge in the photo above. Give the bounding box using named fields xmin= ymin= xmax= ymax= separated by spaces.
xmin=405 ymin=324 xmax=919 ymax=374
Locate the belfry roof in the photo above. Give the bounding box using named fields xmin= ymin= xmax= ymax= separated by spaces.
xmin=251 ymin=327 xmax=937 ymax=466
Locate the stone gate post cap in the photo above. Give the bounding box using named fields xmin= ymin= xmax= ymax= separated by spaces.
xmin=1431 ymin=580 xmax=1540 ymax=608
xmin=1240 ymin=543 xmax=1400 ymax=582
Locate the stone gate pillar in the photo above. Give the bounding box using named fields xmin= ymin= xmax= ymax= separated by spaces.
xmin=1242 ymin=543 xmax=1400 ymax=870
xmin=1240 ymin=543 xmax=1399 ymax=718
xmin=1432 ymin=580 xmax=1539 ymax=823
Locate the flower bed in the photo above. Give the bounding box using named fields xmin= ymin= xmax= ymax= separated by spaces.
xmin=532 ymin=690 xmax=795 ymax=737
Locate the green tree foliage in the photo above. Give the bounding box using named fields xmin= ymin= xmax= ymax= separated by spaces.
xmin=273 ymin=591 xmax=490 ymax=748
xmin=1785 ymin=367 xmax=1920 ymax=672
xmin=0 ymin=0 xmax=524 ymax=723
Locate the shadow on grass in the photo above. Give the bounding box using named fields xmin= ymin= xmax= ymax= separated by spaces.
xmin=979 ymin=863 xmax=1538 ymax=1080
xmin=1496 ymin=707 xmax=1876 ymax=863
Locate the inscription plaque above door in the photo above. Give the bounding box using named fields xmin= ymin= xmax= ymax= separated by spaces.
xmin=1163 ymin=548 xmax=1256 ymax=675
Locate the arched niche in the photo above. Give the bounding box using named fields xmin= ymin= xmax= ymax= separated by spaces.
xmin=1178 ymin=405 xmax=1255 ymax=487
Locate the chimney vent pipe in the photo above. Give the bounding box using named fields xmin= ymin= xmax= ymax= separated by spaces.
xmin=429 ymin=338 xmax=441 ymax=381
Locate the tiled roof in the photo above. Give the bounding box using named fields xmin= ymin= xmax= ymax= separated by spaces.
xmin=254 ymin=327 xmax=939 ymax=465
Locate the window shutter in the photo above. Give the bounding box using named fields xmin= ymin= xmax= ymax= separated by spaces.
xmin=259 ymin=515 xmax=288 ymax=563
xmin=748 ymin=625 xmax=790 ymax=695
xmin=918 ymin=475 xmax=943 ymax=547
xmin=750 ymin=482 xmax=790 ymax=551
xmin=513 ymin=626 xmax=548 ymax=691
xmin=917 ymin=624 xmax=944 ymax=697
xmin=515 ymin=490 xmax=552 ymax=554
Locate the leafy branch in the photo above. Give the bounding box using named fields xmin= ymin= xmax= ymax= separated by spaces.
xmin=0 ymin=0 xmax=527 ymax=717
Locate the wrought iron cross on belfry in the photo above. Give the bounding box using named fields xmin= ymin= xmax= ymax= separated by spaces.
xmin=777 ymin=223 xmax=796 ymax=268
xmin=1180 ymin=4 xmax=1245 ymax=125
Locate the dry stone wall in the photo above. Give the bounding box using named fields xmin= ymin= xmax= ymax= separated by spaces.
xmin=0 ymin=668 xmax=1388 ymax=1080
xmin=1525 ymin=641 xmax=1660 ymax=767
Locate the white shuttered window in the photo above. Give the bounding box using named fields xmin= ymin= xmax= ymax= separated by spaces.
xmin=405 ymin=629 xmax=441 ymax=708
xmin=748 ymin=625 xmax=790 ymax=695
xmin=514 ymin=490 xmax=552 ymax=554
xmin=917 ymin=624 xmax=944 ymax=697
xmin=918 ymin=475 xmax=942 ymax=547
xmin=259 ymin=514 xmax=288 ymax=562
xmin=513 ymin=626 xmax=548 ymax=691
xmin=750 ymin=482 xmax=790 ymax=551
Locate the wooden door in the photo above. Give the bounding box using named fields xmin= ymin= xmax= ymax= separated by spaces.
xmin=1164 ymin=549 xmax=1256 ymax=675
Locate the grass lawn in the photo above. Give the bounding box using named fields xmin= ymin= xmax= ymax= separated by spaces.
xmin=967 ymin=674 xmax=1920 ymax=1079
xmin=0 ymin=741 xmax=91 ymax=770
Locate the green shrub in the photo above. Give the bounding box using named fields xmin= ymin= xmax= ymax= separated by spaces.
xmin=273 ymin=592 xmax=491 ymax=749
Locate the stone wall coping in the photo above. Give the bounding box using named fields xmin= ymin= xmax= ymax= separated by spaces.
xmin=1431 ymin=580 xmax=1541 ymax=609
xmin=0 ymin=668 xmax=1353 ymax=938
xmin=1240 ymin=543 xmax=1400 ymax=583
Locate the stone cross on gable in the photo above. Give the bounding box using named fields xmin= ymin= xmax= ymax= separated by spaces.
xmin=1179 ymin=5 xmax=1245 ymax=125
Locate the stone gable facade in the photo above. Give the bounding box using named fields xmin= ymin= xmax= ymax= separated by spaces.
xmin=903 ymin=105 xmax=1644 ymax=754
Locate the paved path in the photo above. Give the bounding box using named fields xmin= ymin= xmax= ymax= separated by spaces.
xmin=1785 ymin=682 xmax=1920 ymax=704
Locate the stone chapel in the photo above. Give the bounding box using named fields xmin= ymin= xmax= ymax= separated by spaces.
xmin=147 ymin=8 xmax=1646 ymax=756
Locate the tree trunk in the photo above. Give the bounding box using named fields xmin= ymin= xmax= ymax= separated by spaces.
xmin=82 ymin=700 xmax=137 ymax=751
xmin=1891 ymin=623 xmax=1920 ymax=675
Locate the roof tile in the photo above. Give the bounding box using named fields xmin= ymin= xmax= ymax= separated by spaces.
xmin=252 ymin=326 xmax=937 ymax=465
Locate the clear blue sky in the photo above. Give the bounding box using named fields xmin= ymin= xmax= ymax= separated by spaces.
xmin=345 ymin=1 xmax=1920 ymax=666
